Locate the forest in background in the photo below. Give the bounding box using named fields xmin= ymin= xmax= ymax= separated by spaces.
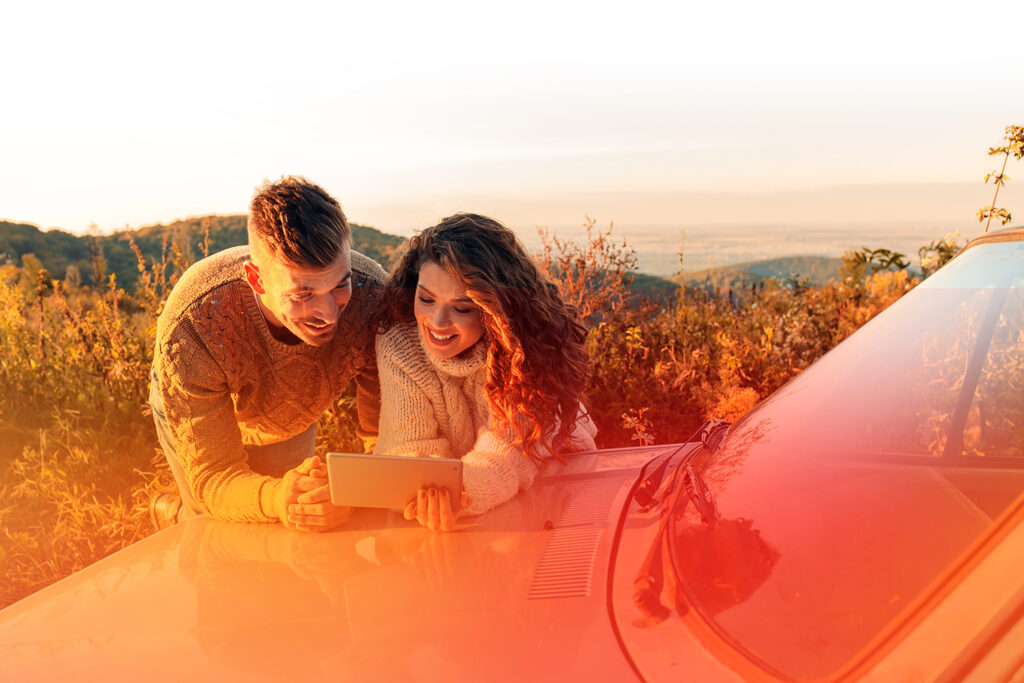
xmin=0 ymin=217 xmax=404 ymax=291
xmin=0 ymin=216 xmax=963 ymax=607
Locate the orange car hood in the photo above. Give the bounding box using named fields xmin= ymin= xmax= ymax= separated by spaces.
xmin=0 ymin=446 xmax=676 ymax=682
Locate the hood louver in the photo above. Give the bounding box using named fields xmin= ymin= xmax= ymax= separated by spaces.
xmin=528 ymin=478 xmax=626 ymax=600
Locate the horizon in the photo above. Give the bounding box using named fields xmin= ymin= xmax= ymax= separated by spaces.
xmin=7 ymin=179 xmax=1021 ymax=237
xmin=2 ymin=208 xmax=982 ymax=277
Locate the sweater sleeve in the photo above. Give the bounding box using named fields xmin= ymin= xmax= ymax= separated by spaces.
xmin=350 ymin=252 xmax=386 ymax=453
xmin=354 ymin=364 xmax=380 ymax=454
xmin=460 ymin=428 xmax=541 ymax=516
xmin=352 ymin=338 xmax=381 ymax=454
xmin=373 ymin=329 xmax=452 ymax=459
xmin=158 ymin=327 xmax=278 ymax=523
xmin=461 ymin=404 xmax=597 ymax=516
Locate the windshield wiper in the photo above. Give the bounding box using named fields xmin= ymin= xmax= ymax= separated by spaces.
xmin=632 ymin=419 xmax=730 ymax=623
xmin=700 ymin=418 xmax=731 ymax=453
xmin=632 ymin=419 xmax=730 ymax=511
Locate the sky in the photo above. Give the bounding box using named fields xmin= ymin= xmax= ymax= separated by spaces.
xmin=3 ymin=0 xmax=1024 ymax=248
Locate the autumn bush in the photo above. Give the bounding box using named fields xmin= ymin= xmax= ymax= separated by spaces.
xmin=0 ymin=222 xmax=925 ymax=607
xmin=539 ymin=224 xmax=920 ymax=447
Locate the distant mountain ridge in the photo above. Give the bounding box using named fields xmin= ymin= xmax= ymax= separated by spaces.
xmin=3 ymin=218 xmax=848 ymax=299
xmin=678 ymin=256 xmax=844 ymax=292
xmin=619 ymin=256 xmax=845 ymax=307
xmin=0 ymin=216 xmax=403 ymax=289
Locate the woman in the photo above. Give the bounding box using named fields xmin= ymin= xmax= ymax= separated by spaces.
xmin=374 ymin=213 xmax=597 ymax=531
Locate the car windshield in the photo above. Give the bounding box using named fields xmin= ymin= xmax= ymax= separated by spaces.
xmin=732 ymin=240 xmax=1024 ymax=465
xmin=616 ymin=241 xmax=1024 ymax=681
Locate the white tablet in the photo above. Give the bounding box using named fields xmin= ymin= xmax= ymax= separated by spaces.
xmin=326 ymin=452 xmax=463 ymax=512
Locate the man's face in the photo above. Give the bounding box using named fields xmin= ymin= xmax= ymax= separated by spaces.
xmin=245 ymin=246 xmax=353 ymax=346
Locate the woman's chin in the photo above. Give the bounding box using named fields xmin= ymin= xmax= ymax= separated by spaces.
xmin=421 ymin=335 xmax=480 ymax=360
xmin=422 ymin=338 xmax=460 ymax=359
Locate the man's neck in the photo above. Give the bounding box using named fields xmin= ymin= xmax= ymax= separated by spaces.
xmin=252 ymin=290 xmax=302 ymax=345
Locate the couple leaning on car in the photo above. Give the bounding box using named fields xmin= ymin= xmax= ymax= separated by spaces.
xmin=149 ymin=176 xmax=597 ymax=533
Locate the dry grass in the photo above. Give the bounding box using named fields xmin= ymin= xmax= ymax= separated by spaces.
xmin=0 ymin=225 xmax=922 ymax=607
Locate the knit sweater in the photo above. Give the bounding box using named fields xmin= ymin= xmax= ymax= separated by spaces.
xmin=374 ymin=323 xmax=597 ymax=516
xmin=152 ymin=245 xmax=386 ymax=522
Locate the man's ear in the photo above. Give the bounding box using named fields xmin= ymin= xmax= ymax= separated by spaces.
xmin=244 ymin=261 xmax=266 ymax=295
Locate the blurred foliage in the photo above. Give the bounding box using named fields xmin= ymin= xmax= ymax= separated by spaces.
xmin=918 ymin=231 xmax=966 ymax=278
xmin=0 ymin=228 xmax=370 ymax=607
xmin=536 ymin=216 xmax=637 ymax=325
xmin=0 ymin=216 xmax=949 ymax=608
xmin=840 ymin=246 xmax=910 ymax=281
xmin=977 ymin=124 xmax=1024 ymax=231
xmin=571 ymin=233 xmax=917 ymax=448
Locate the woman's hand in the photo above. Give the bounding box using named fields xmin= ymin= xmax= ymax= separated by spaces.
xmin=403 ymin=487 xmax=472 ymax=532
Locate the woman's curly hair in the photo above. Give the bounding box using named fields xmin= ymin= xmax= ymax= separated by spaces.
xmin=376 ymin=213 xmax=590 ymax=463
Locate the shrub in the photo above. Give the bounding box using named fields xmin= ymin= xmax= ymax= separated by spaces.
xmin=0 ymin=220 xmax=928 ymax=607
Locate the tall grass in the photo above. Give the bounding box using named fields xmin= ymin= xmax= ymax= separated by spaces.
xmin=0 ymin=224 xmax=925 ymax=607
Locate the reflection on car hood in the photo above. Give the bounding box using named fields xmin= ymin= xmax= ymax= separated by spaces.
xmin=0 ymin=446 xmax=676 ymax=682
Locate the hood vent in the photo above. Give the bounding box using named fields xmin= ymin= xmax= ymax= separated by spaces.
xmin=528 ymin=479 xmax=626 ymax=600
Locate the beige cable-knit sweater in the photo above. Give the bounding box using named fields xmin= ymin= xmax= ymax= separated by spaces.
xmin=152 ymin=245 xmax=386 ymax=522
xmin=374 ymin=323 xmax=597 ymax=516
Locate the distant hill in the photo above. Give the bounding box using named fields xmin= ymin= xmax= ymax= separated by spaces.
xmin=626 ymin=271 xmax=679 ymax=307
xmin=0 ymin=216 xmax=404 ymax=289
xmin=678 ymin=255 xmax=844 ymax=294
xmin=2 ymin=219 xmax=849 ymax=304
xmin=624 ymin=255 xmax=848 ymax=307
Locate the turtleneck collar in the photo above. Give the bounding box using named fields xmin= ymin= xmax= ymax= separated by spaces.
xmin=421 ymin=335 xmax=487 ymax=378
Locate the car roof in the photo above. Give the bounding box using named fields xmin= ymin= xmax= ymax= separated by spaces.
xmin=962 ymin=224 xmax=1024 ymax=251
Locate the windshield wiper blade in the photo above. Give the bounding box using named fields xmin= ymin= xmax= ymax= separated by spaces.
xmin=633 ymin=419 xmax=731 ymax=511
xmin=699 ymin=418 xmax=731 ymax=455
xmin=632 ymin=419 xmax=730 ymax=623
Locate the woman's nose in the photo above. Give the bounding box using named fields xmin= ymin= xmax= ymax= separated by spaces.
xmin=431 ymin=306 xmax=451 ymax=327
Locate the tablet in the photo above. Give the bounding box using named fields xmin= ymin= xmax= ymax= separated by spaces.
xmin=326 ymin=452 xmax=463 ymax=511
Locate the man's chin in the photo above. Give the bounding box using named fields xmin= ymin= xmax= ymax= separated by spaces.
xmin=294 ymin=323 xmax=337 ymax=346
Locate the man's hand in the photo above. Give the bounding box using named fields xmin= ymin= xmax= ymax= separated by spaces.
xmin=289 ymin=482 xmax=352 ymax=532
xmin=272 ymin=456 xmax=351 ymax=532
xmin=403 ymin=487 xmax=472 ymax=532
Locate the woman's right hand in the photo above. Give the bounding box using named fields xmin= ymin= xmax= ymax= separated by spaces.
xmin=404 ymin=487 xmax=472 ymax=532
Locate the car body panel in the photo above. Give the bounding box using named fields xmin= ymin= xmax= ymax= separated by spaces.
xmin=0 ymin=446 xmax=675 ymax=682
xmin=610 ymin=448 xmax=1024 ymax=682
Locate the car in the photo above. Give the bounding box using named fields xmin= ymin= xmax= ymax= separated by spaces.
xmin=1 ymin=227 xmax=1022 ymax=682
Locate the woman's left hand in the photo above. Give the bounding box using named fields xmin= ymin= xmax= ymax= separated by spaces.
xmin=404 ymin=487 xmax=472 ymax=532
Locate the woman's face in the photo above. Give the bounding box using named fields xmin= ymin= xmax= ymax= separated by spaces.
xmin=414 ymin=261 xmax=485 ymax=359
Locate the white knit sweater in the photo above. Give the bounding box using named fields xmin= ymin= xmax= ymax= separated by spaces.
xmin=374 ymin=324 xmax=597 ymax=516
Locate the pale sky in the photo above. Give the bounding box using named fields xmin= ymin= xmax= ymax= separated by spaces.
xmin=3 ymin=0 xmax=1023 ymax=239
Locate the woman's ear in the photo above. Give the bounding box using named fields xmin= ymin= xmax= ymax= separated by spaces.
xmin=243 ymin=261 xmax=266 ymax=295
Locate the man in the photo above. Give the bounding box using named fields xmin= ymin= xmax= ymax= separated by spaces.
xmin=149 ymin=177 xmax=385 ymax=530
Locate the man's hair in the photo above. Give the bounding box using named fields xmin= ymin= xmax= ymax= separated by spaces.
xmin=247 ymin=176 xmax=351 ymax=267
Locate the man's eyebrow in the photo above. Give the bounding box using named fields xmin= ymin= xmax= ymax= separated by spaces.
xmin=282 ymin=271 xmax=351 ymax=294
